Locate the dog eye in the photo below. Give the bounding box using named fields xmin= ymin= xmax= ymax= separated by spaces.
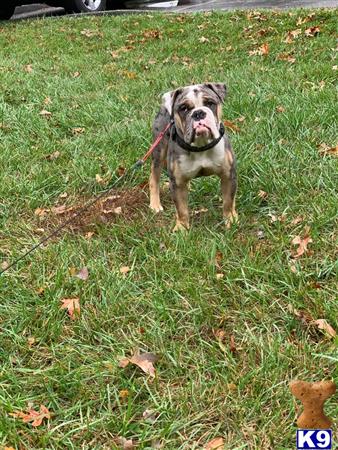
xmin=205 ymin=101 xmax=216 ymax=108
xmin=179 ymin=104 xmax=191 ymax=113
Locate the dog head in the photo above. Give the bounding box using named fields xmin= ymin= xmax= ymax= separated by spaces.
xmin=162 ymin=83 xmax=226 ymax=147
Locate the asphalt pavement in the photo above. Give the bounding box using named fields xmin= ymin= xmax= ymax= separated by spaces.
xmin=11 ymin=0 xmax=338 ymax=21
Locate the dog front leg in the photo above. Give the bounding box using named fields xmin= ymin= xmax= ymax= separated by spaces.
xmin=220 ymin=170 xmax=238 ymax=228
xmin=149 ymin=148 xmax=166 ymax=213
xmin=170 ymin=178 xmax=190 ymax=231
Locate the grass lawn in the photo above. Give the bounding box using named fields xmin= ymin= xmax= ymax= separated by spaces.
xmin=0 ymin=7 xmax=337 ymax=449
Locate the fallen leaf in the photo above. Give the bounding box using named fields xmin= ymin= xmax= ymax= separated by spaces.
xmin=44 ymin=96 xmax=52 ymax=105
xmin=229 ymin=335 xmax=237 ymax=354
xmin=313 ymin=319 xmax=336 ymax=339
xmin=291 ymin=216 xmax=303 ymax=225
xmin=95 ymin=174 xmax=105 ymax=185
xmin=34 ymin=207 xmax=50 ymax=217
xmin=85 ymin=231 xmax=95 ymax=239
xmin=115 ymin=437 xmax=135 ymax=450
xmin=24 ymin=64 xmax=33 ymax=73
xmin=142 ymin=409 xmax=157 ymax=423
xmin=223 ymin=120 xmax=240 ymax=132
xmin=249 ymin=42 xmax=269 ymax=56
xmin=283 ymin=28 xmax=301 ymax=43
xmin=216 ymin=273 xmax=224 ymax=280
xmin=277 ymin=52 xmax=296 ymax=63
xmin=318 ymin=144 xmax=338 ymax=156
xmin=45 ymin=150 xmax=60 ymax=161
xmin=1 ymin=261 xmax=9 ymax=270
xmin=258 ymin=190 xmax=268 ymax=200
xmin=116 ymin=166 xmax=126 ymax=177
xmin=60 ymin=298 xmax=80 ymax=320
xmin=71 ymin=127 xmax=85 ymax=135
xmin=39 ymin=109 xmax=52 ymax=118
xmin=27 ymin=337 xmax=36 ymax=346
xmin=296 ymin=13 xmax=315 ymax=25
xmin=119 ymin=351 xmax=158 ymax=378
xmin=276 ymin=105 xmax=285 ymax=113
xmin=72 ymin=71 xmax=81 ymax=78
xmin=5 ymin=447 xmax=16 ymax=450
xmin=114 ymin=207 xmax=122 ymax=214
xmin=304 ymin=26 xmax=320 ymax=37
xmin=10 ymin=405 xmax=50 ymax=427
xmin=120 ymin=266 xmax=130 ymax=275
xmin=80 ymin=29 xmax=103 ymax=38
xmin=247 ymin=10 xmax=267 ymax=21
xmin=119 ymin=389 xmax=129 ymax=399
xmin=123 ymin=71 xmax=137 ymax=79
xmin=204 ymin=437 xmax=225 ymax=450
xmin=76 ymin=267 xmax=89 ymax=281
xmin=52 ymin=205 xmax=67 ymax=215
xmin=199 ymin=36 xmax=209 ymax=43
xmin=215 ymin=250 xmax=223 ymax=269
xmin=291 ymin=233 xmax=313 ymax=258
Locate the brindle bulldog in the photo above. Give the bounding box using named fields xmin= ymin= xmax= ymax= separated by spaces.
xmin=149 ymin=83 xmax=237 ymax=231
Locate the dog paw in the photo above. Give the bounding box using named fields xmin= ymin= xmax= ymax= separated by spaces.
xmin=224 ymin=211 xmax=238 ymax=229
xmin=149 ymin=203 xmax=164 ymax=213
xmin=173 ymin=222 xmax=190 ymax=232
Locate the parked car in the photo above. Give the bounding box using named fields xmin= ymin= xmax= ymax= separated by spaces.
xmin=0 ymin=0 xmax=178 ymax=20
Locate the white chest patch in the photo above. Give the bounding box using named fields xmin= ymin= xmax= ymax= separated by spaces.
xmin=178 ymin=141 xmax=225 ymax=179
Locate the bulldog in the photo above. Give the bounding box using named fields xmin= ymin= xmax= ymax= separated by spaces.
xmin=149 ymin=83 xmax=237 ymax=231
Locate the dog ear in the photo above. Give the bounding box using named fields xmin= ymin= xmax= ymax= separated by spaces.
xmin=205 ymin=83 xmax=227 ymax=103
xmin=162 ymin=88 xmax=183 ymax=116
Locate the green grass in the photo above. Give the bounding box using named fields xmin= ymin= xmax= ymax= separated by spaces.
xmin=0 ymin=8 xmax=337 ymax=449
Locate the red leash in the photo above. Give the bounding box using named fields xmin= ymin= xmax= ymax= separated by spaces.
xmin=134 ymin=120 xmax=172 ymax=167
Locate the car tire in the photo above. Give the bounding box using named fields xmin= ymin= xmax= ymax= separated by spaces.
xmin=65 ymin=0 xmax=107 ymax=13
xmin=0 ymin=4 xmax=16 ymax=20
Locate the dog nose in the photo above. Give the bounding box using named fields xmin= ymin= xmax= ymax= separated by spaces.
xmin=191 ymin=109 xmax=207 ymax=121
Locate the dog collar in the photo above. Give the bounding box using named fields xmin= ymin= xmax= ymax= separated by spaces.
xmin=171 ymin=122 xmax=225 ymax=153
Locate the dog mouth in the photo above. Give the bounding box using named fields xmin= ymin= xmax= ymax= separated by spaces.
xmin=192 ymin=120 xmax=213 ymax=141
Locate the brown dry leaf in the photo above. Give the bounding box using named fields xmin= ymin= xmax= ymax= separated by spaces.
xmin=277 ymin=52 xmax=296 ymax=63
xmin=223 ymin=120 xmax=240 ymax=132
xmin=276 ymin=105 xmax=285 ymax=113
xmin=313 ymin=319 xmax=336 ymax=339
xmin=39 ymin=109 xmax=52 ymax=118
xmin=229 ymin=335 xmax=237 ymax=354
xmin=215 ymin=250 xmax=223 ymax=269
xmin=258 ymin=190 xmax=268 ymax=200
xmin=304 ymin=26 xmax=320 ymax=37
xmin=119 ymin=389 xmax=129 ymax=399
xmin=95 ymin=174 xmax=107 ymax=185
xmin=44 ymin=96 xmax=52 ymax=105
xmin=76 ymin=267 xmax=89 ymax=281
xmin=123 ymin=71 xmax=137 ymax=80
xmin=10 ymin=405 xmax=50 ymax=427
xmin=80 ymin=29 xmax=103 ymax=38
xmin=52 ymin=204 xmax=67 ymax=215
xmin=249 ymin=43 xmax=269 ymax=56
xmin=291 ymin=216 xmax=303 ymax=225
xmin=34 ymin=207 xmax=50 ymax=217
xmin=24 ymin=64 xmax=33 ymax=73
xmin=291 ymin=233 xmax=313 ymax=258
xmin=27 ymin=336 xmax=36 ymax=346
xmin=72 ymin=71 xmax=81 ymax=78
xmin=1 ymin=261 xmax=9 ymax=270
xmin=115 ymin=437 xmax=135 ymax=450
xmin=318 ymin=144 xmax=338 ymax=156
xmin=199 ymin=36 xmax=209 ymax=43
xmin=283 ymin=28 xmax=302 ymax=43
xmin=72 ymin=127 xmax=85 ymax=135
xmin=247 ymin=10 xmax=267 ymax=21
xmin=204 ymin=437 xmax=225 ymax=450
xmin=120 ymin=266 xmax=131 ymax=275
xmin=60 ymin=298 xmax=80 ymax=320
xmin=45 ymin=150 xmax=60 ymax=161
xmin=5 ymin=447 xmax=16 ymax=450
xmin=116 ymin=166 xmax=126 ymax=177
xmin=296 ymin=13 xmax=315 ymax=25
xmin=119 ymin=351 xmax=158 ymax=378
xmin=216 ymin=273 xmax=224 ymax=280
